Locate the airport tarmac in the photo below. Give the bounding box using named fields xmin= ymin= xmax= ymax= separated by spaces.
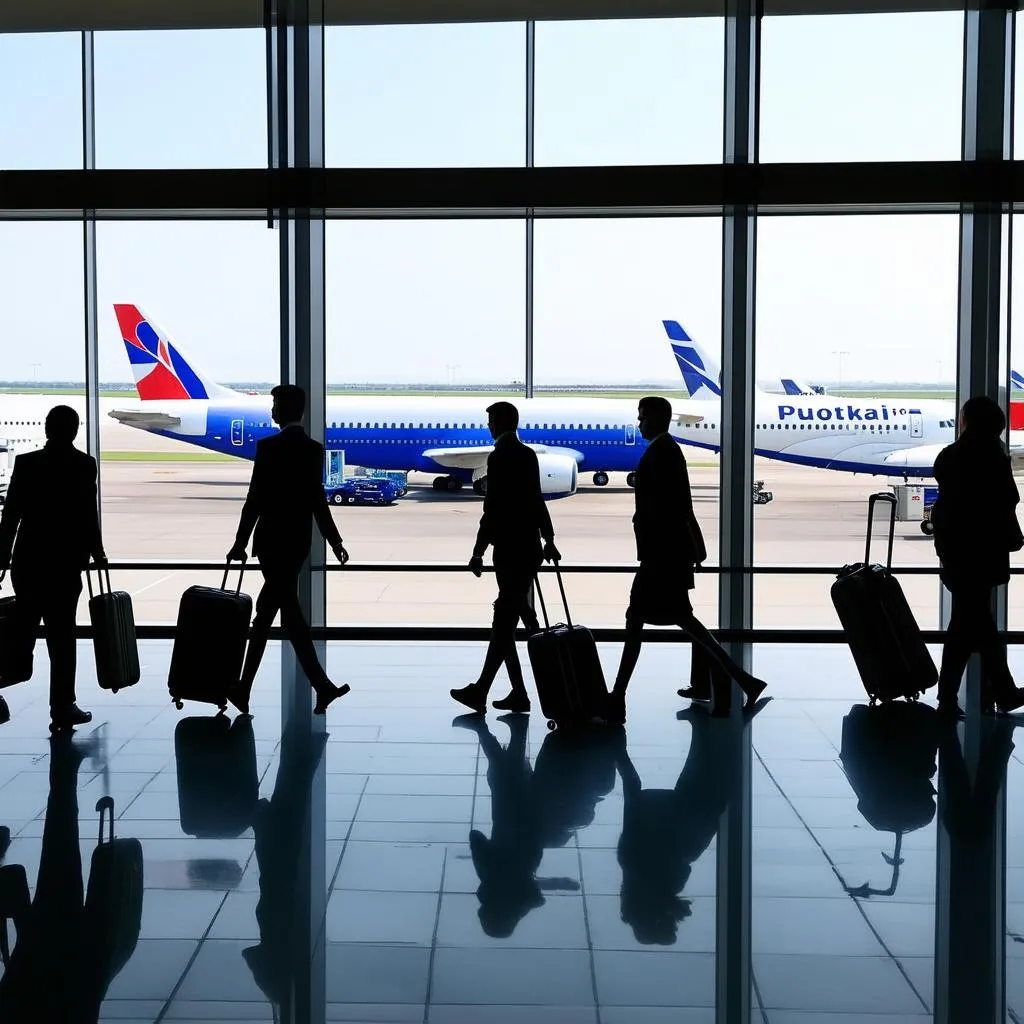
xmin=89 ymin=448 xmax=1024 ymax=631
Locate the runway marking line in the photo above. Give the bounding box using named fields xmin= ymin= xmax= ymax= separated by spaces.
xmin=130 ymin=573 xmax=178 ymax=598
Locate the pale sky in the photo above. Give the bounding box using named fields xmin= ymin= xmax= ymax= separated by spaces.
xmin=0 ymin=12 xmax=1015 ymax=386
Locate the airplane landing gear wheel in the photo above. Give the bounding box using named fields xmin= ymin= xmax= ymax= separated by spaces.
xmin=445 ymin=477 xmax=463 ymax=492
xmin=626 ymin=472 xmax=637 ymax=488
xmin=593 ymin=471 xmax=609 ymax=487
xmin=473 ymin=478 xmax=487 ymax=496
xmin=920 ymin=520 xmax=934 ymax=536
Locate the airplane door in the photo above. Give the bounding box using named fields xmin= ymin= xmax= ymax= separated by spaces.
xmin=624 ymin=424 xmax=636 ymax=445
xmin=909 ymin=412 xmax=923 ymax=439
xmin=230 ymin=418 xmax=244 ymax=446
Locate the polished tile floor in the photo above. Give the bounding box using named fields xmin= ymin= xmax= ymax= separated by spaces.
xmin=0 ymin=639 xmax=1020 ymax=1023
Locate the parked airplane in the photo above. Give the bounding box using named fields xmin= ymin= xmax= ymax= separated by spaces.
xmin=662 ymin=320 xmax=1001 ymax=478
xmin=108 ymin=305 xmax=705 ymax=497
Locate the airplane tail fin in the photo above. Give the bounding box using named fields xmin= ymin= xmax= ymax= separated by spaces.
xmin=1011 ymin=369 xmax=1024 ymax=391
xmin=663 ymin=321 xmax=722 ymax=401
xmin=114 ymin=304 xmax=237 ymax=402
xmin=780 ymin=378 xmax=814 ymax=396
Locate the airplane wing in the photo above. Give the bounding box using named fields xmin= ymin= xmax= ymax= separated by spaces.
xmin=673 ymin=410 xmax=704 ymax=425
xmin=422 ymin=446 xmax=493 ymax=471
xmin=108 ymin=409 xmax=182 ymax=430
xmin=422 ymin=442 xmax=589 ymax=471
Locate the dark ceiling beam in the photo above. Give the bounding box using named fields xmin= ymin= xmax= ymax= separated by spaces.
xmin=0 ymin=162 xmax=1021 ymax=217
xmin=0 ymin=0 xmax=981 ymax=33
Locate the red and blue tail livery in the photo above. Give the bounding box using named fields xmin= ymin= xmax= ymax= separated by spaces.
xmin=114 ymin=304 xmax=211 ymax=401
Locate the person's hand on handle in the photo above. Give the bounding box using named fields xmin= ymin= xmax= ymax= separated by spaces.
xmin=543 ymin=540 xmax=561 ymax=564
xmin=92 ymin=550 xmax=109 ymax=568
xmin=226 ymin=543 xmax=248 ymax=563
xmin=468 ymin=555 xmax=484 ymax=578
xmin=333 ymin=541 xmax=350 ymax=566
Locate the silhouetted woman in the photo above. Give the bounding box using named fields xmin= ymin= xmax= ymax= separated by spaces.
xmin=932 ymin=396 xmax=1024 ymax=716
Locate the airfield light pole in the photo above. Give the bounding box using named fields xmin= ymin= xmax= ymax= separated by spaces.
xmin=831 ymin=349 xmax=849 ymax=389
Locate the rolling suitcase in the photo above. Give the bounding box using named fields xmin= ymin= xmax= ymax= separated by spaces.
xmin=837 ymin=702 xmax=937 ymax=897
xmin=175 ymin=714 xmax=258 ymax=838
xmin=831 ymin=492 xmax=937 ymax=704
xmin=527 ymin=567 xmax=607 ymax=730
xmin=83 ymin=797 xmax=144 ymax=986
xmin=87 ymin=567 xmax=140 ymax=693
xmin=168 ymin=561 xmax=252 ymax=712
xmin=0 ymin=572 xmax=32 ymax=688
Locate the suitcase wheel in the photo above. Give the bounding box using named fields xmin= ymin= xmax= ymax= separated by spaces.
xmin=869 ymin=696 xmax=878 ymax=706
xmin=547 ymin=719 xmax=556 ymax=731
xmin=174 ymin=700 xmax=184 ymax=710
xmin=111 ymin=687 xmax=119 ymax=694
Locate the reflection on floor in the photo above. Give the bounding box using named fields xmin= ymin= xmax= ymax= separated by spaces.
xmin=0 ymin=640 xmax=1020 ymax=1022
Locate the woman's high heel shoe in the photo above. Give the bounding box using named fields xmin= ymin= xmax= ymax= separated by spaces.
xmin=982 ymin=683 xmax=1024 ymax=715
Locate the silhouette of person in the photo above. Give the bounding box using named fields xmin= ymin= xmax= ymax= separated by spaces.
xmin=931 ymin=395 xmax=1024 ymax=716
xmin=243 ymin=728 xmax=327 ymax=1010
xmin=606 ymin=397 xmax=767 ymax=724
xmin=227 ymin=385 xmax=350 ymax=716
xmin=0 ymin=406 xmax=106 ymax=731
xmin=0 ymin=734 xmax=107 ymax=1023
xmin=454 ymin=714 xmax=617 ymax=937
xmin=451 ymin=401 xmax=560 ymax=715
xmin=613 ymin=709 xmax=744 ymax=945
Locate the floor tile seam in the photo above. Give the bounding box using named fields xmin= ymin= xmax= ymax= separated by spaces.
xmin=422 ymin=845 xmax=449 ymax=1024
xmin=325 ymin=774 xmax=372 ymax=900
xmin=754 ymin=749 xmax=931 ymax=1015
xmin=574 ymin=833 xmax=603 ymax=1024
xmin=152 ymin=889 xmax=232 ymax=1024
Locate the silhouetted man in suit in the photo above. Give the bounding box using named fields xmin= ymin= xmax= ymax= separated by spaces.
xmin=227 ymin=385 xmax=350 ymax=716
xmin=0 ymin=406 xmax=105 ymax=731
xmin=931 ymin=395 xmax=1024 ymax=717
xmin=451 ymin=401 xmax=560 ymax=715
xmin=606 ymin=396 xmax=767 ymax=724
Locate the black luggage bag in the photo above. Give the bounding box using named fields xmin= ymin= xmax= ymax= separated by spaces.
xmin=175 ymin=714 xmax=258 ymax=838
xmin=838 ymin=701 xmax=938 ymax=897
xmin=168 ymin=561 xmax=252 ymax=712
xmin=87 ymin=567 xmax=140 ymax=693
xmin=527 ymin=567 xmax=608 ymax=730
xmin=831 ymin=492 xmax=937 ymax=704
xmin=0 ymin=572 xmax=32 ymax=688
xmin=83 ymin=796 xmax=144 ymax=985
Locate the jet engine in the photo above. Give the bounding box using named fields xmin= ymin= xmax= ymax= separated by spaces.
xmin=536 ymin=453 xmax=578 ymax=499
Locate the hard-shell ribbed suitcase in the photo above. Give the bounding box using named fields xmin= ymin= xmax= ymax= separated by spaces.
xmin=87 ymin=567 xmax=140 ymax=693
xmin=0 ymin=573 xmax=31 ymax=688
xmin=527 ymin=567 xmax=607 ymax=730
xmin=175 ymin=714 xmax=258 ymax=838
xmin=831 ymin=492 xmax=938 ymax=704
xmin=83 ymin=797 xmax=144 ymax=986
xmin=168 ymin=561 xmax=252 ymax=712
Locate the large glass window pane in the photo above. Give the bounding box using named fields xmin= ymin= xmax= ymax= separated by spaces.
xmin=94 ymin=30 xmax=266 ymax=168
xmin=535 ymin=18 xmax=723 ymax=166
xmin=753 ymin=215 xmax=960 ymax=629
xmin=326 ymin=24 xmax=525 ymax=167
xmin=533 ymin=217 xmax=722 ymax=629
xmin=96 ymin=221 xmax=279 ymax=622
xmin=760 ymin=13 xmax=962 ymax=162
xmin=0 ymin=33 xmax=82 ymax=169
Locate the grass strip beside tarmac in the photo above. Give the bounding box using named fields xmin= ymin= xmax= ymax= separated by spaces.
xmin=100 ymin=451 xmax=237 ymax=463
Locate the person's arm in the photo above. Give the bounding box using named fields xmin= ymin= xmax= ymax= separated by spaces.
xmin=472 ymin=452 xmax=497 ymax=559
xmin=0 ymin=457 xmax=25 ymax=569
xmin=85 ymin=458 xmax=105 ymax=563
xmin=535 ymin=462 xmax=554 ymax=544
xmin=232 ymin=445 xmax=267 ymax=552
xmin=310 ymin=444 xmax=343 ymax=550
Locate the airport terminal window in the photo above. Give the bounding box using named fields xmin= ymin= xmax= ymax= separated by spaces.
xmin=95 ymin=221 xmax=278 ymax=579
xmin=0 ymin=33 xmax=81 ymax=169
xmin=325 ymin=23 xmax=524 ymax=167
xmin=94 ymin=30 xmax=266 ymax=168
xmin=760 ymin=12 xmax=962 ymax=162
xmin=535 ymin=18 xmax=722 ymax=166
xmin=753 ymin=213 xmax=958 ymax=630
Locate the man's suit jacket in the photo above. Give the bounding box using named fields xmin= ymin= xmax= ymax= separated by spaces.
xmin=0 ymin=444 xmax=103 ymax=573
xmin=632 ymin=433 xmax=706 ymax=567
xmin=473 ymin=432 xmax=554 ymax=560
xmin=234 ymin=426 xmax=342 ymax=568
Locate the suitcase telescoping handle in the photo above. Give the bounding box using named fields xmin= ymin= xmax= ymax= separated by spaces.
xmin=534 ymin=562 xmax=573 ymax=630
xmin=866 ymin=491 xmax=897 ymax=570
xmin=222 ymin=554 xmax=246 ymax=594
xmin=96 ymin=795 xmax=115 ymax=845
xmin=85 ymin=563 xmax=113 ymax=600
